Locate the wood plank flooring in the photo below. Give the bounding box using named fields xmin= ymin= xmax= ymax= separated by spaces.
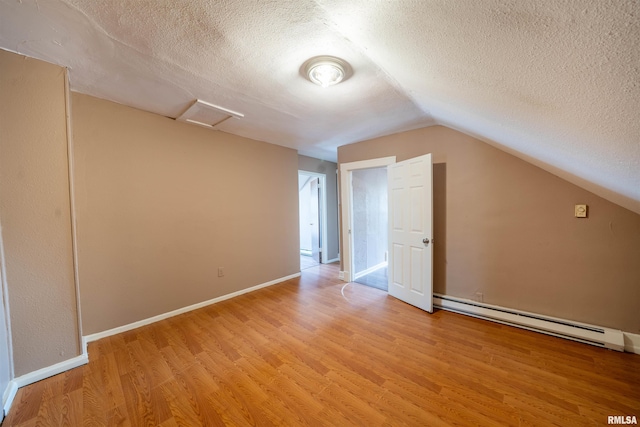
xmin=4 ymin=262 xmax=640 ymax=426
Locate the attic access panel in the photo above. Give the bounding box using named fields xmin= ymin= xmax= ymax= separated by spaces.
xmin=175 ymin=99 xmax=244 ymax=129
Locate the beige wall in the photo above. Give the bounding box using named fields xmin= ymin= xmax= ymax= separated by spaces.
xmin=72 ymin=93 xmax=300 ymax=335
xmin=0 ymin=49 xmax=80 ymax=376
xmin=338 ymin=126 xmax=640 ymax=333
xmin=298 ymin=155 xmax=340 ymax=262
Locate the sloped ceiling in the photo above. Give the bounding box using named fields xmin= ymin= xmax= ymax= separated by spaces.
xmin=1 ymin=0 xmax=638 ymax=213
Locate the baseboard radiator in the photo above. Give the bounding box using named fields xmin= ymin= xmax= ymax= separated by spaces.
xmin=433 ymin=294 xmax=624 ymax=351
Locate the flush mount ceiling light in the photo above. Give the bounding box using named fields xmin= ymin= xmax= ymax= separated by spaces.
xmin=302 ymin=56 xmax=352 ymax=88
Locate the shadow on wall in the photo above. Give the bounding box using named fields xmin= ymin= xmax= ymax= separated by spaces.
xmin=434 ymin=163 xmax=447 ymax=295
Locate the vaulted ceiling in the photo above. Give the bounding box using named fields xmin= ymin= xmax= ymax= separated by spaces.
xmin=1 ymin=0 xmax=638 ymax=213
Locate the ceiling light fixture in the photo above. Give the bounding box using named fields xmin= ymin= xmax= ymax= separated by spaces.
xmin=302 ymin=56 xmax=352 ymax=88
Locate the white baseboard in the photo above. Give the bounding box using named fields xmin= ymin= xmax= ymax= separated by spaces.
xmin=1 ymin=273 xmax=301 ymax=418
xmin=2 ymin=380 xmax=18 ymax=418
xmin=11 ymin=353 xmax=88 ymax=389
xmin=623 ymin=332 xmax=640 ymax=354
xmin=85 ymin=272 xmax=301 ymax=344
xmin=324 ymin=257 xmax=339 ymax=264
xmin=353 ymin=261 xmax=387 ymax=280
xmin=3 ymin=353 xmax=89 ymax=415
xmin=3 ymin=351 xmax=89 ymax=416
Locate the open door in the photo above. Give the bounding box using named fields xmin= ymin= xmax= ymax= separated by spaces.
xmin=299 ymin=171 xmax=328 ymax=270
xmin=309 ymin=178 xmax=321 ymax=264
xmin=387 ymin=154 xmax=434 ymax=312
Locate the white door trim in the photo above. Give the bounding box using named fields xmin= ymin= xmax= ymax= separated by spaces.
xmin=298 ymin=171 xmax=328 ymax=264
xmin=339 ymin=156 xmax=396 ymax=282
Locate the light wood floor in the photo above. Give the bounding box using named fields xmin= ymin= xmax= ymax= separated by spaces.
xmin=4 ymin=263 xmax=640 ymax=426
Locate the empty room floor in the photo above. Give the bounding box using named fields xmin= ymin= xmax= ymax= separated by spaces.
xmin=4 ymin=263 xmax=640 ymax=426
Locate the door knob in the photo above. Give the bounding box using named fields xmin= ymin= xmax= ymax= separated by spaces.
xmin=423 ymin=238 xmax=430 ymax=245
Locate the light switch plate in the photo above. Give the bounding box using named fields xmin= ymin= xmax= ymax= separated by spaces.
xmin=575 ymin=204 xmax=588 ymax=218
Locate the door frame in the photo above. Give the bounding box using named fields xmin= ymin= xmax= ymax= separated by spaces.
xmin=339 ymin=156 xmax=396 ymax=282
xmin=298 ymin=170 xmax=328 ymax=264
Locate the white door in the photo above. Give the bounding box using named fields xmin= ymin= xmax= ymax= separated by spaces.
xmin=387 ymin=154 xmax=434 ymax=312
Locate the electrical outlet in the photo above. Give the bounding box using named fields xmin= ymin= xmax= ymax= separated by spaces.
xmin=218 ymin=267 xmax=224 ymax=277
xmin=474 ymin=292 xmax=484 ymax=302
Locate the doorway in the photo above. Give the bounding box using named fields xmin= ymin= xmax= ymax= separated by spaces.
xmin=299 ymin=171 xmax=328 ymax=271
xmin=351 ymin=167 xmax=388 ymax=291
xmin=340 ymin=156 xmax=395 ymax=283
xmin=340 ymin=154 xmax=434 ymax=312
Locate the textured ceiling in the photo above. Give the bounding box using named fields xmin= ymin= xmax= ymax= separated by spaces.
xmin=1 ymin=0 xmax=639 ymax=213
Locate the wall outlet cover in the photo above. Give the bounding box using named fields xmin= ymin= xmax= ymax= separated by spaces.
xmin=575 ymin=204 xmax=588 ymax=218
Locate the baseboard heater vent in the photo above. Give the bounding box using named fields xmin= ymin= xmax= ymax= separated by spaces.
xmin=433 ymin=294 xmax=624 ymax=351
